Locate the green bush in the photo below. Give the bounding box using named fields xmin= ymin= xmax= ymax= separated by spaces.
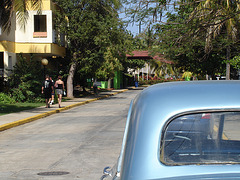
xmin=0 ymin=93 xmax=16 ymax=104
xmin=8 ymin=54 xmax=43 ymax=102
xmin=10 ymin=79 xmax=42 ymax=102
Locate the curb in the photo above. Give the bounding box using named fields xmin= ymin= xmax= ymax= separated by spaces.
xmin=0 ymin=89 xmax=128 ymax=132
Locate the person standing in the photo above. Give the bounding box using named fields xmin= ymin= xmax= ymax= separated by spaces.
xmin=93 ymin=79 xmax=98 ymax=96
xmin=42 ymin=74 xmax=54 ymax=108
xmin=55 ymin=75 xmax=65 ymax=108
xmin=49 ymin=76 xmax=55 ymax=105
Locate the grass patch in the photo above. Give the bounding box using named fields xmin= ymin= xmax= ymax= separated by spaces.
xmin=0 ymin=102 xmax=45 ymax=116
xmin=0 ymin=89 xmax=102 ymax=116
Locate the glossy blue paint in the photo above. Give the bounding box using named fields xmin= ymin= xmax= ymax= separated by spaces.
xmin=103 ymin=81 xmax=240 ymax=180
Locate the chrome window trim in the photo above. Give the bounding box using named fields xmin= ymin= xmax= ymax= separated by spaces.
xmin=159 ymin=108 xmax=240 ymax=165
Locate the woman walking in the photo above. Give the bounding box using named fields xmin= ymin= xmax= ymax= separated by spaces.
xmin=54 ymin=76 xmax=65 ymax=108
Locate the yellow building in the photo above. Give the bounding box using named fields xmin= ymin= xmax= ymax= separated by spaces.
xmin=0 ymin=0 xmax=66 ymax=79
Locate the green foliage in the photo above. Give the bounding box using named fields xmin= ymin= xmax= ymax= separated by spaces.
xmin=132 ymin=35 xmax=150 ymax=50
xmin=124 ymin=59 xmax=146 ymax=69
xmin=182 ymin=71 xmax=192 ymax=81
xmin=53 ymin=0 xmax=133 ymax=85
xmin=122 ymin=0 xmax=240 ymax=78
xmin=96 ymin=48 xmax=123 ymax=80
xmin=8 ymin=54 xmax=43 ymax=102
xmin=1 ymin=0 xmax=42 ymax=33
xmin=0 ymin=93 xmax=15 ymax=104
xmin=225 ymin=56 xmax=240 ymax=70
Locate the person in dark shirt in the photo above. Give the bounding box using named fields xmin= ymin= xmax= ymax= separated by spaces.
xmin=50 ymin=76 xmax=55 ymax=105
xmin=41 ymin=74 xmax=54 ymax=108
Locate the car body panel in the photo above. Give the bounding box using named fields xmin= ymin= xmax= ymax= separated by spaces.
xmin=102 ymin=81 xmax=240 ymax=180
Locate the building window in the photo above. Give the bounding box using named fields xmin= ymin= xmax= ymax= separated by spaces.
xmin=33 ymin=15 xmax=47 ymax=38
xmin=34 ymin=15 xmax=47 ymax=32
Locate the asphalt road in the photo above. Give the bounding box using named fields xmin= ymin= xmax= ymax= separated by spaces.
xmin=0 ymin=88 xmax=142 ymax=180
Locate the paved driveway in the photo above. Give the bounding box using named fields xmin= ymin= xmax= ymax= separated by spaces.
xmin=0 ymin=88 xmax=142 ymax=180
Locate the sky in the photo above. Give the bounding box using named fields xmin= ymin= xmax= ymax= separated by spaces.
xmin=126 ymin=23 xmax=141 ymax=36
xmin=118 ymin=2 xmax=174 ymax=36
xmin=118 ymin=2 xmax=148 ymax=36
xmin=119 ymin=12 xmax=149 ymax=37
xmin=118 ymin=11 xmax=140 ymax=36
xmin=126 ymin=23 xmax=140 ymax=36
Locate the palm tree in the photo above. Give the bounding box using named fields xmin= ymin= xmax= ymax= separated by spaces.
xmin=150 ymin=59 xmax=175 ymax=78
xmin=189 ymin=0 xmax=240 ymax=80
xmin=0 ymin=0 xmax=42 ymax=33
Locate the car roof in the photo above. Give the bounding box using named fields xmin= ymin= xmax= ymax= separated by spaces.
xmin=157 ymin=173 xmax=240 ymax=180
xmin=121 ymin=81 xmax=240 ymax=179
xmin=134 ymin=80 xmax=240 ymax=121
xmin=131 ymin=80 xmax=240 ymax=131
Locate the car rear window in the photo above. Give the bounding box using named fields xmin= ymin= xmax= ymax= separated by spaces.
xmin=161 ymin=112 xmax=240 ymax=165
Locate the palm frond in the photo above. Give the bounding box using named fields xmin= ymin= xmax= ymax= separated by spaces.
xmin=0 ymin=0 xmax=13 ymax=33
xmin=1 ymin=0 xmax=42 ymax=33
xmin=15 ymin=0 xmax=29 ymax=31
xmin=190 ymin=0 xmax=240 ymax=53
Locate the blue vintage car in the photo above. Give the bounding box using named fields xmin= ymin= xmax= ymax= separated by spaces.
xmin=101 ymin=81 xmax=240 ymax=180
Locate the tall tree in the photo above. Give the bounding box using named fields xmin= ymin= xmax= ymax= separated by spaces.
xmin=153 ymin=2 xmax=226 ymax=77
xmin=123 ymin=0 xmax=240 ymax=79
xmin=187 ymin=0 xmax=240 ymax=79
xmin=54 ymin=0 xmax=131 ymax=98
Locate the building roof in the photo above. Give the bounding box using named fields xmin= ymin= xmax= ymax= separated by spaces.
xmin=126 ymin=50 xmax=173 ymax=64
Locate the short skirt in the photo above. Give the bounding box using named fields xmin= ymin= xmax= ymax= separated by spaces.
xmin=56 ymin=89 xmax=63 ymax=95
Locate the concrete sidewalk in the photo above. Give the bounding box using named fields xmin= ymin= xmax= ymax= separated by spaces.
xmin=0 ymin=88 xmax=129 ymax=132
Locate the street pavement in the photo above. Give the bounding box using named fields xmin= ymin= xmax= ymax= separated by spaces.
xmin=0 ymin=87 xmax=143 ymax=180
xmin=0 ymin=88 xmax=130 ymax=132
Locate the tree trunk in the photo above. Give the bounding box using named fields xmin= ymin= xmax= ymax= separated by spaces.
xmin=67 ymin=55 xmax=77 ymax=98
xmin=226 ymin=62 xmax=230 ymax=80
xmin=226 ymin=46 xmax=231 ymax=80
xmin=108 ymin=78 xmax=112 ymax=89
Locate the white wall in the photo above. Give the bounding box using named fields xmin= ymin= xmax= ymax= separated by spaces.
xmin=132 ymin=63 xmax=155 ymax=75
xmin=0 ymin=14 xmax=16 ymax=42
xmin=15 ymin=10 xmax=53 ymax=43
xmin=3 ymin=51 xmax=17 ymax=77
